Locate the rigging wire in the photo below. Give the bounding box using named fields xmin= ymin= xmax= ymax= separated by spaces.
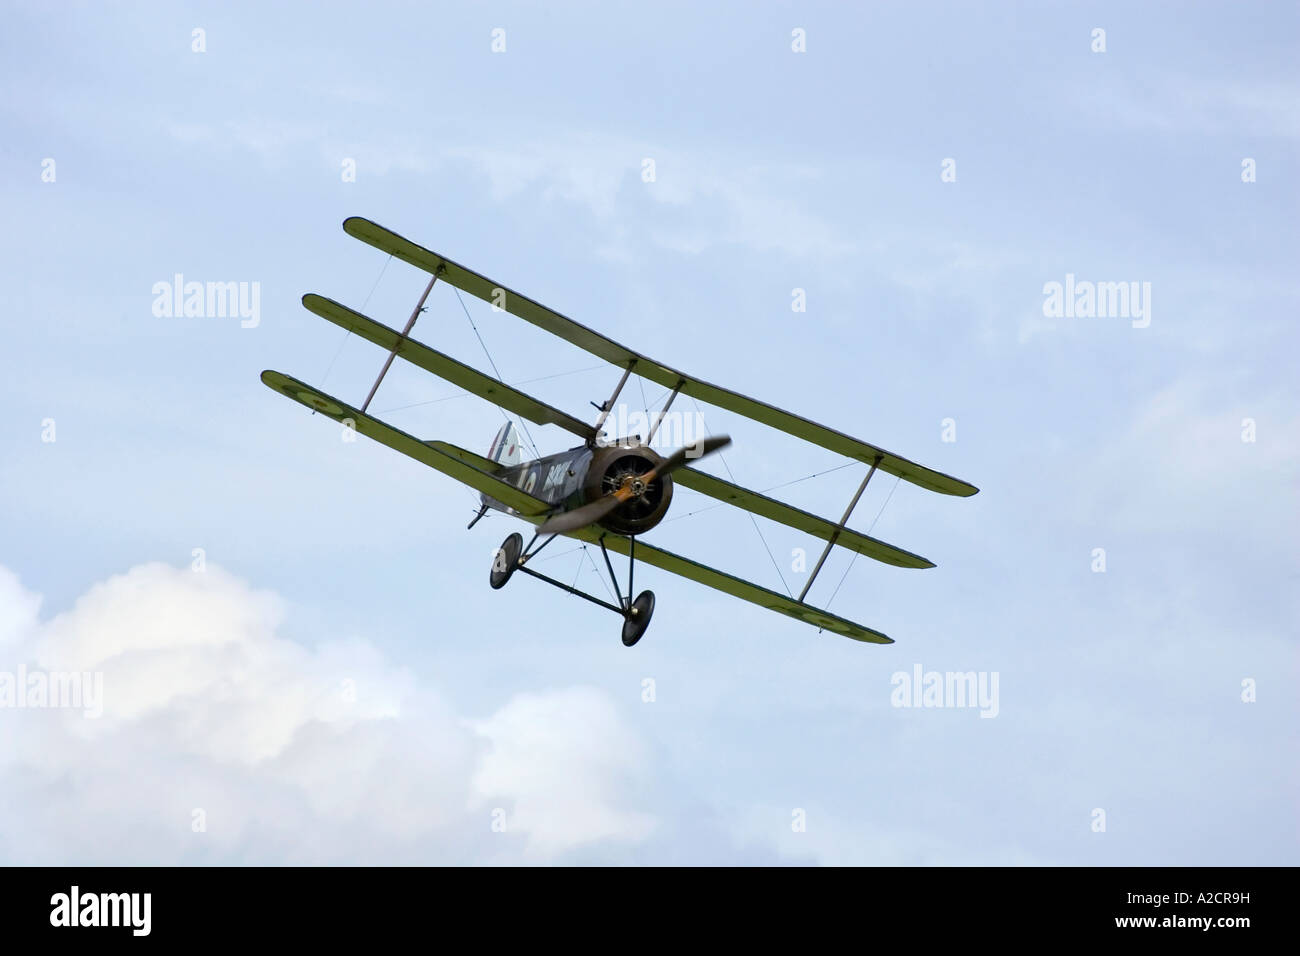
xmin=823 ymin=474 xmax=902 ymax=612
xmin=527 ymin=543 xmax=587 ymax=565
xmin=636 ymin=376 xmax=650 ymax=441
xmin=378 ymin=364 xmax=606 ymax=414
xmin=319 ymin=254 xmax=392 ymax=388
xmin=657 ymin=459 xmax=858 ymax=527
xmin=584 ymin=546 xmax=618 ymax=603
xmin=451 ymin=286 xmax=542 ymax=461
xmin=570 ymin=548 xmax=586 ymax=589
xmin=689 ymin=397 xmax=793 ymax=598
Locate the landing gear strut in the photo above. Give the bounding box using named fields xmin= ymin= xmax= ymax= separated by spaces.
xmin=488 ymin=530 xmax=655 ymax=647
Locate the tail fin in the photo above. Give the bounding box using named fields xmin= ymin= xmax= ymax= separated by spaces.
xmin=486 ymin=421 xmax=522 ymax=467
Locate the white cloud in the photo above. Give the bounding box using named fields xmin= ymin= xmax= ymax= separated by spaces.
xmin=470 ymin=688 xmax=656 ymax=858
xmin=0 ymin=563 xmax=656 ymax=863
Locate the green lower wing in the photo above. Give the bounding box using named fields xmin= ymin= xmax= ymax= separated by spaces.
xmin=427 ymin=440 xmax=502 ymax=474
xmin=261 ymin=371 xmax=551 ymax=516
xmin=570 ymin=529 xmax=893 ymax=644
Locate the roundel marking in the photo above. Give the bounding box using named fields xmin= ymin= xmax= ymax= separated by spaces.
xmin=296 ymin=390 xmax=343 ymax=416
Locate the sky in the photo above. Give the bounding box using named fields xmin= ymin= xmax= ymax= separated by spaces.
xmin=0 ymin=1 xmax=1296 ymax=865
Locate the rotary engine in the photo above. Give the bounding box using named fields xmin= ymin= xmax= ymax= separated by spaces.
xmin=583 ymin=443 xmax=674 ymax=536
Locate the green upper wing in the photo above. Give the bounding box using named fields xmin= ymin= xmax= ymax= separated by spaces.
xmin=343 ymin=216 xmax=978 ymax=498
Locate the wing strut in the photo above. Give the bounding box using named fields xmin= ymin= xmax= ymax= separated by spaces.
xmin=361 ymin=269 xmax=441 ymax=412
xmin=588 ymin=360 xmax=637 ymax=446
xmin=797 ymin=456 xmax=881 ymax=602
xmin=646 ymin=378 xmax=685 ymax=445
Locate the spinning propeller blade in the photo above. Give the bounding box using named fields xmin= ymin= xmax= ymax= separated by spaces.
xmin=538 ymin=435 xmax=731 ymax=535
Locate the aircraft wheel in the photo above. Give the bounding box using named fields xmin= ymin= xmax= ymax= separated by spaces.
xmin=621 ymin=590 xmax=655 ymax=647
xmin=490 ymin=532 xmax=523 ymax=589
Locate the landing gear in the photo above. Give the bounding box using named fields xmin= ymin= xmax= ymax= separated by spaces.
xmin=488 ymin=529 xmax=655 ymax=647
xmin=621 ymin=590 xmax=655 ymax=646
xmin=489 ymin=532 xmax=523 ymax=589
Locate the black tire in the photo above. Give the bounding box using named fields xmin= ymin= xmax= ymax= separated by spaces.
xmin=489 ymin=533 xmax=523 ymax=589
xmin=621 ymin=590 xmax=655 ymax=646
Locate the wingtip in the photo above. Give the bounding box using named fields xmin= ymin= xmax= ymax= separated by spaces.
xmin=342 ymin=215 xmax=382 ymax=239
xmin=940 ymin=480 xmax=980 ymax=497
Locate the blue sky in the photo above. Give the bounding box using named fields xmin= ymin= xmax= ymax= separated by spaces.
xmin=0 ymin=1 xmax=1296 ymax=864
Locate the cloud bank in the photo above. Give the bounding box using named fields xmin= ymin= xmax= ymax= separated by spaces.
xmin=0 ymin=562 xmax=656 ymax=864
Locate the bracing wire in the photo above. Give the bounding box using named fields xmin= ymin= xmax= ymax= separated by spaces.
xmin=584 ymin=546 xmax=618 ymax=603
xmin=823 ymin=475 xmax=902 ymax=611
xmin=658 ymin=459 xmax=858 ymax=527
xmin=636 ymin=376 xmax=650 ymax=441
xmin=451 ymin=287 xmax=542 ymax=461
xmin=689 ymin=397 xmax=793 ymax=598
xmin=320 ymin=254 xmax=392 ymax=388
xmin=378 ymin=365 xmax=605 ymax=415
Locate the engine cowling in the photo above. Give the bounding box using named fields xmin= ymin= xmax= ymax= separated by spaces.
xmin=582 ymin=444 xmax=674 ymax=536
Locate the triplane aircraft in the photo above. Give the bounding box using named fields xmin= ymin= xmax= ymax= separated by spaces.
xmin=263 ymin=218 xmax=978 ymax=647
